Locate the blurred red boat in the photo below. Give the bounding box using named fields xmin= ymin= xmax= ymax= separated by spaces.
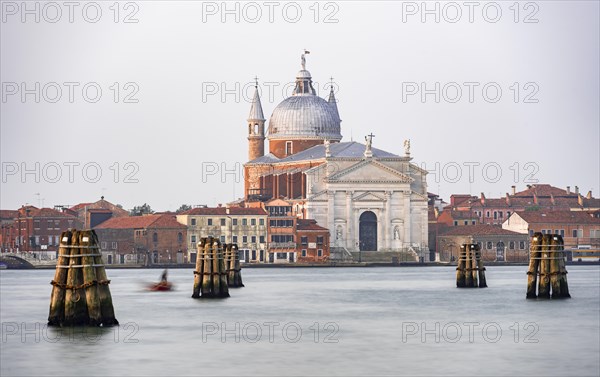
xmin=147 ymin=281 xmax=173 ymax=291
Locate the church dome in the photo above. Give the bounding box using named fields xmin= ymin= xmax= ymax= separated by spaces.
xmin=268 ymin=66 xmax=342 ymax=141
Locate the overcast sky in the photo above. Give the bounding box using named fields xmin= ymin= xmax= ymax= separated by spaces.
xmin=1 ymin=1 xmax=598 ymax=211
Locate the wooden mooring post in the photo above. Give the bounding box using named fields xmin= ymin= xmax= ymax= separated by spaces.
xmin=48 ymin=229 xmax=118 ymax=326
xmin=526 ymin=233 xmax=570 ymax=299
xmin=456 ymin=243 xmax=486 ymax=288
xmin=225 ymin=243 xmax=244 ymax=288
xmin=192 ymin=237 xmax=230 ymax=298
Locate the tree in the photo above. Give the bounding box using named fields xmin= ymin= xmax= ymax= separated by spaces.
xmin=130 ymin=203 xmax=154 ymax=216
xmin=176 ymin=204 xmax=192 ymax=214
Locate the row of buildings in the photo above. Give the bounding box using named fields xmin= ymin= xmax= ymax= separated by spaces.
xmin=1 ymin=184 xmax=598 ymax=265
xmin=429 ymin=184 xmax=600 ymax=262
xmin=0 ymin=197 xmax=330 ymax=265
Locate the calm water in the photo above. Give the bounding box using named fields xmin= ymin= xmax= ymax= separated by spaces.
xmin=1 ymin=266 xmax=599 ymax=376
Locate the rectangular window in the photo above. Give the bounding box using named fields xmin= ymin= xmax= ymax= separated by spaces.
xmin=471 ymin=220 xmax=476 ymax=225
xmin=191 ymin=218 xmax=196 ymax=226
xmin=464 ymin=221 xmax=468 ymax=225
xmin=301 ymin=249 xmax=307 ymax=257
xmin=316 ymin=236 xmax=324 ymax=245
xmin=220 ymin=235 xmax=225 ymax=243
xmin=112 ymin=242 xmax=117 ymax=250
xmin=277 ymin=252 xmax=287 ymax=259
xmin=48 ymin=237 xmax=53 ymax=246
xmin=232 ymin=218 xmax=238 ymax=226
xmin=486 ymin=211 xmax=490 ymax=218
xmin=101 ymin=241 xmax=107 ymax=249
xmin=487 ymin=241 xmax=493 ymax=250
xmin=233 ymin=236 xmax=238 ymax=243
xmin=591 ymin=230 xmax=600 ymax=238
xmin=572 ymin=229 xmax=578 ymax=238
xmin=499 ymin=212 xmax=503 ymax=218
xmin=34 ymin=236 xmax=39 ymax=246
xmin=519 ymin=241 xmax=525 ymax=250
xmin=252 ymin=250 xmax=256 ymax=260
xmin=285 ymin=141 xmax=293 ymax=155
xmin=301 ymin=236 xmax=308 ymax=245
xmin=208 ymin=219 xmax=213 ymax=226
xmin=259 ymin=219 xmax=264 ymax=226
xmin=242 ymin=235 xmax=248 ymax=243
xmin=242 ymin=219 xmax=247 ymax=226
xmin=509 ymin=241 xmax=515 ymax=250
xmin=34 ymin=221 xmax=40 ymax=230
xmin=221 ymin=218 xmax=226 ymax=226
xmin=493 ymin=211 xmax=498 ymax=220
xmin=251 ymin=219 xmax=256 ymax=226
xmin=453 ymin=221 xmax=458 ymax=226
xmin=55 ymin=235 xmax=60 ymax=245
xmin=259 ymin=236 xmax=265 ymax=243
xmin=317 ymin=249 xmax=323 ymax=257
xmin=251 ymin=236 xmax=256 ymax=243
xmin=191 ymin=235 xmax=197 ymax=244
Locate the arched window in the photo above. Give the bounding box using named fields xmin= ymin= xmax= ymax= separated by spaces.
xmin=254 ymin=124 xmax=259 ymax=134
xmin=152 ymin=233 xmax=158 ymax=243
xmin=178 ymin=232 xmax=183 ymax=244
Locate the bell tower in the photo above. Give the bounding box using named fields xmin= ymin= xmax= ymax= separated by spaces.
xmin=247 ymin=79 xmax=266 ymax=161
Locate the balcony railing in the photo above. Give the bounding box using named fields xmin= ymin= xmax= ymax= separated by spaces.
xmin=268 ymin=242 xmax=296 ymax=249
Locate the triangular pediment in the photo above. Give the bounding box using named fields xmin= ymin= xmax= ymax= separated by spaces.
xmin=308 ymin=190 xmax=328 ymax=201
xmin=353 ymin=192 xmax=386 ymax=202
xmin=328 ymin=160 xmax=414 ymax=183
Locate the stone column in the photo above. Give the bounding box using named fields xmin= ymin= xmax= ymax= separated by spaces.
xmin=403 ymin=190 xmax=411 ymax=249
xmin=327 ymin=190 xmax=335 ymax=245
xmin=384 ymin=191 xmax=392 ymax=250
xmin=346 ymin=191 xmax=353 ymax=249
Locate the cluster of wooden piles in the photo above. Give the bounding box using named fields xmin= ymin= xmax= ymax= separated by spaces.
xmin=192 ymin=237 xmax=243 ymax=298
xmin=526 ymin=233 xmax=570 ymax=299
xmin=48 ymin=229 xmax=118 ymax=326
xmin=456 ymin=243 xmax=487 ymax=288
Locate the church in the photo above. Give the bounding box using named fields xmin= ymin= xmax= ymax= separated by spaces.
xmin=243 ymin=54 xmax=429 ymax=258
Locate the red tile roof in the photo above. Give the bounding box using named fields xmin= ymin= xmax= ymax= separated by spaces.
xmin=0 ymin=210 xmax=19 ymax=220
xmin=70 ymin=203 xmax=92 ymax=211
xmin=95 ymin=214 xmax=186 ymax=229
xmin=514 ymin=211 xmax=599 ymax=224
xmin=16 ymin=206 xmax=78 ymax=219
xmin=513 ymin=184 xmax=569 ymax=197
xmin=440 ymin=225 xmax=524 ymax=236
xmin=181 ymin=207 xmax=267 ymax=216
xmin=297 ymin=219 xmax=329 ymax=231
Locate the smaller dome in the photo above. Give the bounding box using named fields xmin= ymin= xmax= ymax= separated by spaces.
xmin=296 ymin=70 xmax=312 ymax=79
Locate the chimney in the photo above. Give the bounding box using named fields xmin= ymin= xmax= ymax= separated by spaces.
xmin=587 ymin=190 xmax=592 ymax=199
xmin=575 ymin=186 xmax=579 ymax=195
xmin=566 ymin=186 xmax=571 ymax=194
xmin=505 ymin=193 xmax=511 ymax=206
xmin=527 ymin=184 xmax=531 ymax=189
xmin=550 ymin=193 xmax=555 ymax=205
xmin=480 ymin=192 xmax=486 ymax=205
xmin=578 ymin=194 xmax=584 ymax=206
xmin=511 ymin=185 xmax=516 ymax=195
xmin=533 ymin=193 xmax=538 ymax=204
xmin=218 ymin=203 xmax=222 ymax=208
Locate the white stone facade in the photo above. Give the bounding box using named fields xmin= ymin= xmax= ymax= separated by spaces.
xmin=304 ymin=156 xmax=429 ymax=255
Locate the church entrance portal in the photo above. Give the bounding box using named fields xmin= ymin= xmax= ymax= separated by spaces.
xmin=359 ymin=211 xmax=378 ymax=251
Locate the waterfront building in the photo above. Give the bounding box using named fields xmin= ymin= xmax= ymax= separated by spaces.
xmin=94 ymin=214 xmax=187 ymax=265
xmin=176 ymin=206 xmax=268 ymax=263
